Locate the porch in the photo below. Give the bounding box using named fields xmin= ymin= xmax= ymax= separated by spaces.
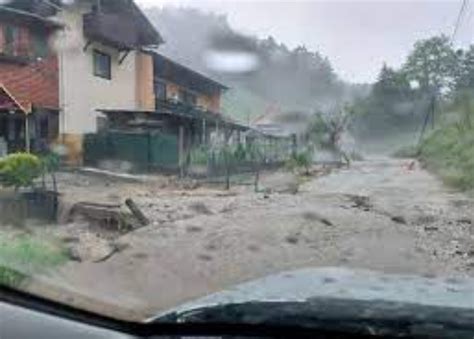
xmin=0 ymin=84 xmax=59 ymax=156
xmin=84 ymin=101 xmax=249 ymax=173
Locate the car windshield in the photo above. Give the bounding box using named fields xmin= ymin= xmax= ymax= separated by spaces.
xmin=0 ymin=0 xmax=473 ymax=326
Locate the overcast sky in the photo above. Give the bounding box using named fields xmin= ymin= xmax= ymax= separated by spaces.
xmin=136 ymin=0 xmax=473 ymax=84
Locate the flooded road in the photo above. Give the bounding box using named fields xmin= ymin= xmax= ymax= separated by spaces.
xmin=37 ymin=157 xmax=474 ymax=319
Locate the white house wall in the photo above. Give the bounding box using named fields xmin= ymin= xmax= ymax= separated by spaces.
xmin=54 ymin=3 xmax=138 ymax=135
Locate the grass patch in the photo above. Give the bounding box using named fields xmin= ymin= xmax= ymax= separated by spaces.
xmin=419 ymin=124 xmax=474 ymax=191
xmin=0 ymin=233 xmax=67 ymax=288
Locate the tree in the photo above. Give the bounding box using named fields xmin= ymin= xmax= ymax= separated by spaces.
xmin=456 ymin=45 xmax=474 ymax=90
xmin=402 ymin=35 xmax=458 ymax=93
xmin=306 ymin=106 xmax=353 ymax=164
xmin=373 ymin=64 xmax=412 ymax=99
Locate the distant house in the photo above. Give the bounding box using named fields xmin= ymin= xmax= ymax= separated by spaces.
xmin=0 ymin=5 xmax=62 ymax=153
xmin=1 ymin=0 xmax=163 ymax=163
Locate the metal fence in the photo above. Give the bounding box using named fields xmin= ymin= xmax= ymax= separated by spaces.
xmin=84 ymin=131 xmax=179 ymax=172
xmin=186 ymin=139 xmax=294 ymax=188
xmin=84 ymin=130 xmax=296 ymax=190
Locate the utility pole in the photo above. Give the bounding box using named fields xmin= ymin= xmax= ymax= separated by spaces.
xmin=417 ymin=89 xmax=437 ymax=146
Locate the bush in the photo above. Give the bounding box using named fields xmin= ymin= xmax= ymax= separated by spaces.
xmin=0 ymin=267 xmax=26 ymax=288
xmin=286 ymin=151 xmax=312 ymax=174
xmin=420 ymin=124 xmax=474 ymax=190
xmin=190 ymin=147 xmax=209 ymax=166
xmin=233 ymin=143 xmax=247 ymax=162
xmin=0 ymin=153 xmax=42 ymax=190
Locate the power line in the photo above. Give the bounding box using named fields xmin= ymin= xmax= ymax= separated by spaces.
xmin=451 ymin=0 xmax=469 ymax=43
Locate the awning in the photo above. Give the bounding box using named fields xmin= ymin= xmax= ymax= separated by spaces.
xmin=0 ymin=83 xmax=28 ymax=114
xmin=98 ymin=108 xmax=250 ymax=131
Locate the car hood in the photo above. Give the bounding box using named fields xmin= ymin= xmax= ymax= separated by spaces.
xmin=150 ymin=267 xmax=474 ymax=321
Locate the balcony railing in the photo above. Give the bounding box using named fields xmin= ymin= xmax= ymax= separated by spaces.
xmin=0 ymin=42 xmax=31 ymax=64
xmin=155 ymin=98 xmax=220 ymax=121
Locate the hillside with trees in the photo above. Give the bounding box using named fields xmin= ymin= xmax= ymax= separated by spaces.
xmin=145 ymin=7 xmax=364 ymax=123
xmin=349 ymin=35 xmax=474 ymax=189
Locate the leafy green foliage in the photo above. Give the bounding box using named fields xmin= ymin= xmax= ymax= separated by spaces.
xmin=403 ymin=35 xmax=458 ymax=91
xmin=456 ymin=46 xmax=474 ymax=90
xmin=307 ymin=107 xmax=352 ymax=151
xmin=286 ymin=151 xmax=312 ymax=174
xmin=0 ymin=266 xmax=26 ymax=288
xmin=351 ymin=37 xmax=474 ymax=144
xmin=190 ymin=146 xmax=209 ymax=166
xmin=419 ymin=92 xmax=474 ymax=190
xmin=0 ymin=233 xmax=67 ymax=288
xmin=233 ymin=143 xmax=247 ymax=162
xmin=191 ymin=143 xmax=268 ymax=167
xmin=40 ymin=153 xmax=61 ymax=173
xmin=0 ymin=153 xmax=42 ymax=190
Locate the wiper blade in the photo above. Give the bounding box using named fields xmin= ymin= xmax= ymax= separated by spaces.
xmin=157 ymin=298 xmax=474 ymax=338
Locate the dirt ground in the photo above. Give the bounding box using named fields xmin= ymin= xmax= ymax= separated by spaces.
xmin=21 ymin=157 xmax=474 ymax=320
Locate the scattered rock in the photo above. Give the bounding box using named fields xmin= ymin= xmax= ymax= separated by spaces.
xmin=61 ymin=236 xmax=80 ymax=244
xmin=186 ymin=225 xmax=203 ymax=233
xmin=133 ymin=253 xmax=148 ymax=259
xmin=67 ymin=247 xmax=82 ymax=262
xmin=302 ymin=212 xmax=334 ymax=226
xmin=216 ymin=192 xmax=238 ymax=198
xmin=205 ymin=243 xmax=218 ymax=251
xmin=347 ymin=195 xmax=372 ymax=210
xmin=248 ymin=244 xmax=260 ymax=252
xmin=451 ymin=200 xmax=471 ymax=208
xmin=67 ymin=233 xmax=122 ymax=263
xmin=415 ymin=215 xmax=436 ymax=225
xmin=457 ymin=218 xmax=472 ymax=225
xmin=197 ymin=254 xmax=213 ymax=261
xmin=220 ymin=202 xmax=236 ymax=213
xmin=188 ymin=202 xmax=213 ymax=216
xmin=322 ymin=277 xmax=337 ymax=284
xmin=391 ymin=216 xmax=407 ymax=225
xmin=285 ymin=235 xmax=299 ymax=244
xmin=179 ymin=179 xmax=200 ymax=190
xmin=260 ymin=173 xmax=300 ymax=195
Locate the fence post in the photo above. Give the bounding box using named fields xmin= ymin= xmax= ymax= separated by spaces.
xmin=254 ymin=160 xmax=260 ymax=193
xmin=224 ymin=147 xmax=231 ymax=190
xmin=147 ymin=132 xmax=152 ymax=172
xmin=291 ymin=133 xmax=297 ymax=157
xmin=179 ymin=126 xmax=185 ymax=178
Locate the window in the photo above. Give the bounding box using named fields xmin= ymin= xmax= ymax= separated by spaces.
xmin=39 ymin=116 xmax=49 ymax=139
xmin=179 ymin=89 xmax=197 ymax=106
xmin=93 ymin=50 xmax=111 ymax=80
xmin=154 ymin=80 xmax=167 ymax=100
xmin=2 ymin=25 xmax=19 ymax=55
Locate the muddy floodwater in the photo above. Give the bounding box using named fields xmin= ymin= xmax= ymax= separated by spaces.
xmin=22 ymin=158 xmax=474 ymax=319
